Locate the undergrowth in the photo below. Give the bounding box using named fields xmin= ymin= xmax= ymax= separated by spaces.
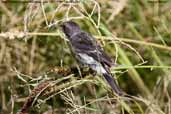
xmin=0 ymin=0 xmax=171 ymax=114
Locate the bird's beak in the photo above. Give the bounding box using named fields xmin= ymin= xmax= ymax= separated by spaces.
xmin=59 ymin=25 xmax=69 ymax=42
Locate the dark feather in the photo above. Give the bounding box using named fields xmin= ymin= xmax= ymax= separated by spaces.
xmin=70 ymin=32 xmax=113 ymax=67
xmin=103 ymin=73 xmax=124 ymax=95
xmin=61 ymin=21 xmax=123 ymax=95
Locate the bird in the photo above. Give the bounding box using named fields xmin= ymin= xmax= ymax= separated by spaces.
xmin=61 ymin=21 xmax=124 ymax=95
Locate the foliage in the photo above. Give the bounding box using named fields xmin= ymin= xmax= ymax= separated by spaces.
xmin=0 ymin=0 xmax=171 ymax=114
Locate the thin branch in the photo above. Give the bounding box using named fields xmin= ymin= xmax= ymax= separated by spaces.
xmin=0 ymin=32 xmax=171 ymax=51
xmin=111 ymin=65 xmax=171 ymax=70
xmin=1 ymin=0 xmax=80 ymax=3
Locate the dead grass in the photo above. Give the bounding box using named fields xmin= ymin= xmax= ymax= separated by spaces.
xmin=0 ymin=0 xmax=171 ymax=114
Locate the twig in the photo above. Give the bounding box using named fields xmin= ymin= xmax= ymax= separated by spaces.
xmin=1 ymin=0 xmax=80 ymax=3
xmin=1 ymin=32 xmax=171 ymax=51
xmin=17 ymin=80 xmax=50 ymax=114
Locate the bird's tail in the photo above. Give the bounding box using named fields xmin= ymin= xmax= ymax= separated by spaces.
xmin=103 ymin=73 xmax=124 ymax=96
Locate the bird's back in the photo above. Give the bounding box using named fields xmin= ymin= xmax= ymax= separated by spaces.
xmin=70 ymin=31 xmax=113 ymax=68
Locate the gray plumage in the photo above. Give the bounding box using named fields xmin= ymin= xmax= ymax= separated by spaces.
xmin=61 ymin=21 xmax=123 ymax=95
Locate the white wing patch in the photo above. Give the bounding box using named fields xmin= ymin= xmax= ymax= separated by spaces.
xmin=78 ymin=53 xmax=107 ymax=74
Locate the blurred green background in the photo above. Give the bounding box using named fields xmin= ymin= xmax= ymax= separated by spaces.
xmin=0 ymin=0 xmax=171 ymax=114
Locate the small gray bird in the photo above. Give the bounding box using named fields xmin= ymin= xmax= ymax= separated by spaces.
xmin=61 ymin=21 xmax=123 ymax=95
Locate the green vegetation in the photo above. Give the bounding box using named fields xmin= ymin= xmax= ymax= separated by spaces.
xmin=0 ymin=0 xmax=171 ymax=114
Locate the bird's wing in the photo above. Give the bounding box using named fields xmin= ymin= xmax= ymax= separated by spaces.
xmin=71 ymin=32 xmax=113 ymax=67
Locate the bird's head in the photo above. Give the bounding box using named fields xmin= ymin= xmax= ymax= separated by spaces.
xmin=61 ymin=21 xmax=81 ymax=38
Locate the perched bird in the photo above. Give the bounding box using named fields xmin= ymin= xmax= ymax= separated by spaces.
xmin=61 ymin=21 xmax=123 ymax=95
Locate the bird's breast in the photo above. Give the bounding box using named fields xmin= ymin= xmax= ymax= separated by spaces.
xmin=77 ymin=53 xmax=107 ymax=74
